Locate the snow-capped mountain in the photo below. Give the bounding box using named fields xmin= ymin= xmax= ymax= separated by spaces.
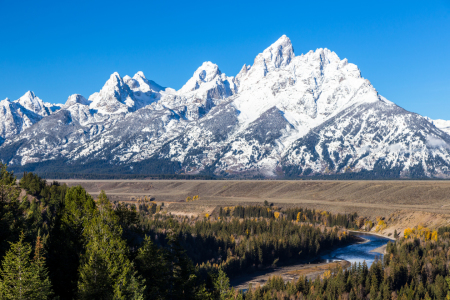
xmin=2 ymin=35 xmax=450 ymax=178
xmin=0 ymin=92 xmax=61 ymax=144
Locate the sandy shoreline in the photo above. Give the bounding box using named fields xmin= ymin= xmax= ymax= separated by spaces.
xmin=231 ymin=260 xmax=351 ymax=290
xmin=348 ymin=230 xmax=397 ymax=241
xmin=348 ymin=230 xmax=395 ymax=255
xmin=370 ymin=244 xmax=388 ymax=255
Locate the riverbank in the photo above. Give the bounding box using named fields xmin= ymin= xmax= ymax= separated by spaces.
xmin=230 ymin=234 xmax=362 ymax=290
xmin=370 ymin=244 xmax=388 ymax=255
xmin=347 ymin=230 xmax=395 ymax=255
xmin=231 ymin=260 xmax=351 ymax=291
xmin=348 ymin=230 xmax=397 ymax=241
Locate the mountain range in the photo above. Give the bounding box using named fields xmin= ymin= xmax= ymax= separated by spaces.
xmin=1 ymin=35 xmax=450 ymax=179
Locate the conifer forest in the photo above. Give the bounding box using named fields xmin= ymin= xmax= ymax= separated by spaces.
xmin=2 ymin=164 xmax=450 ymax=299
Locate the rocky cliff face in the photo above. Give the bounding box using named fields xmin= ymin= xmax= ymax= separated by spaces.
xmin=2 ymin=35 xmax=450 ymax=178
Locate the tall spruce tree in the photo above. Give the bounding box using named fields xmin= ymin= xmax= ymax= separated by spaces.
xmin=0 ymin=233 xmax=52 ymax=300
xmin=33 ymin=235 xmax=53 ymax=300
xmin=77 ymin=190 xmax=144 ymax=300
xmin=214 ymin=268 xmax=232 ymax=300
xmin=135 ymin=236 xmax=169 ymax=300
xmin=0 ymin=163 xmax=23 ymax=259
xmin=46 ymin=185 xmax=97 ymax=298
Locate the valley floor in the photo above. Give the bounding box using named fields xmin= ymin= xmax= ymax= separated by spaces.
xmin=58 ymin=179 xmax=450 ymax=223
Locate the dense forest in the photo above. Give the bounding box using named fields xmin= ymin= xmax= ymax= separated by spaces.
xmin=0 ymin=166 xmax=356 ymax=299
xmin=3 ymin=166 xmax=450 ymax=299
xmin=243 ymin=229 xmax=450 ymax=299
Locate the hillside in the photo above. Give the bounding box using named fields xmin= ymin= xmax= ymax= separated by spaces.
xmin=2 ymin=36 xmax=450 ymax=178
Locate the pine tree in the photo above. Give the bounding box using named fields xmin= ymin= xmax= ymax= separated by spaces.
xmin=0 ymin=163 xmax=23 ymax=258
xmin=0 ymin=233 xmax=52 ymax=300
xmin=78 ymin=190 xmax=144 ymax=300
xmin=32 ymin=235 xmax=53 ymax=300
xmin=46 ymin=185 xmax=97 ymax=298
xmin=214 ymin=268 xmax=231 ymax=300
xmin=135 ymin=236 xmax=169 ymax=300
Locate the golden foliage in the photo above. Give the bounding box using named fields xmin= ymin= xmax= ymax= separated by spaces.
xmin=321 ymin=270 xmax=332 ymax=280
xmin=404 ymin=226 xmax=438 ymax=241
xmin=375 ymin=219 xmax=387 ymax=232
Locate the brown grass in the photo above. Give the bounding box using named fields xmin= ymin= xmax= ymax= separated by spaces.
xmin=57 ymin=179 xmax=450 ymax=219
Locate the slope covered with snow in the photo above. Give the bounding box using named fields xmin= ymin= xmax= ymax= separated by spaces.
xmin=1 ymin=35 xmax=450 ymax=178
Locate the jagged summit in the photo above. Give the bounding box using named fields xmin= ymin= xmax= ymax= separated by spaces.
xmin=64 ymin=94 xmax=90 ymax=107
xmin=135 ymin=71 xmax=145 ymax=78
xmin=132 ymin=71 xmax=165 ymax=93
xmin=89 ymin=71 xmax=165 ymax=114
xmin=2 ymin=35 xmax=450 ymax=179
xmin=250 ymin=35 xmax=294 ymax=76
xmin=179 ymin=62 xmax=224 ymax=93
xmin=15 ymin=91 xmax=49 ymax=117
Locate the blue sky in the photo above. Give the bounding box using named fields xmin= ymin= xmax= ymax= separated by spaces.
xmin=0 ymin=0 xmax=449 ymax=119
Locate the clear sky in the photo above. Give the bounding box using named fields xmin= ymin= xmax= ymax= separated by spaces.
xmin=0 ymin=0 xmax=449 ymax=119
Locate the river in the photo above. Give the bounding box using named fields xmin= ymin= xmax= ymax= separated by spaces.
xmin=232 ymin=232 xmax=392 ymax=290
xmin=318 ymin=232 xmax=392 ymax=268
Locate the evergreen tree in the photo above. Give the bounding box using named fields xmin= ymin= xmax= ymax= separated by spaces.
xmin=135 ymin=236 xmax=169 ymax=300
xmin=32 ymin=235 xmax=53 ymax=300
xmin=214 ymin=268 xmax=232 ymax=300
xmin=46 ymin=185 xmax=96 ymax=298
xmin=0 ymin=233 xmax=52 ymax=300
xmin=0 ymin=164 xmax=23 ymax=258
xmin=78 ymin=190 xmax=144 ymax=300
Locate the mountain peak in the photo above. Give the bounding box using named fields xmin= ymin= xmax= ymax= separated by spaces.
xmin=273 ymin=34 xmax=292 ymax=49
xmin=179 ymin=61 xmax=223 ymax=93
xmin=134 ymin=71 xmax=146 ymax=79
xmin=108 ymin=72 xmax=122 ymax=82
xmin=250 ymin=35 xmax=294 ymax=76
xmin=24 ymin=91 xmax=36 ymax=98
xmin=15 ymin=91 xmax=50 ymax=116
xmin=195 ymin=62 xmax=221 ymax=80
xmin=64 ymin=94 xmax=90 ymax=107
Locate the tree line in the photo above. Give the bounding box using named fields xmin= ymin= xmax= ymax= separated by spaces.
xmin=136 ymin=214 xmax=354 ymax=279
xmin=0 ymin=165 xmax=357 ymax=299
xmin=243 ymin=227 xmax=450 ymax=299
xmin=8 ymin=166 xmax=450 ymax=299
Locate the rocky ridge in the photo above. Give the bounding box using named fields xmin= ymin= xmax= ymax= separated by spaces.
xmin=1 ymin=35 xmax=450 ymax=178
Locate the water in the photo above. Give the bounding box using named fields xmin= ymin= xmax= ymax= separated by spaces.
xmin=234 ymin=232 xmax=392 ymax=291
xmin=319 ymin=232 xmax=392 ymax=268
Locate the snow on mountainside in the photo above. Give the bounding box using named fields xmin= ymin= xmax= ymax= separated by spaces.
xmin=89 ymin=72 xmax=162 ymax=114
xmin=16 ymin=91 xmax=60 ymax=116
xmin=2 ymin=35 xmax=450 ymax=178
xmin=158 ymin=61 xmax=237 ymax=120
xmin=0 ymin=92 xmax=62 ymax=144
xmin=427 ymin=117 xmax=450 ymax=135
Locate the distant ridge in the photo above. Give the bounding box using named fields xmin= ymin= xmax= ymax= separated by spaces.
xmin=2 ymin=35 xmax=450 ymax=179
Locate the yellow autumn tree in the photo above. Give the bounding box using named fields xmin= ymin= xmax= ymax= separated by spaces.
xmin=404 ymin=226 xmax=438 ymax=241
xmin=375 ymin=217 xmax=387 ymax=232
xmin=296 ymin=212 xmax=301 ymax=222
xmin=321 ymin=270 xmax=332 ymax=280
xmin=186 ymin=196 xmax=192 ymax=202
